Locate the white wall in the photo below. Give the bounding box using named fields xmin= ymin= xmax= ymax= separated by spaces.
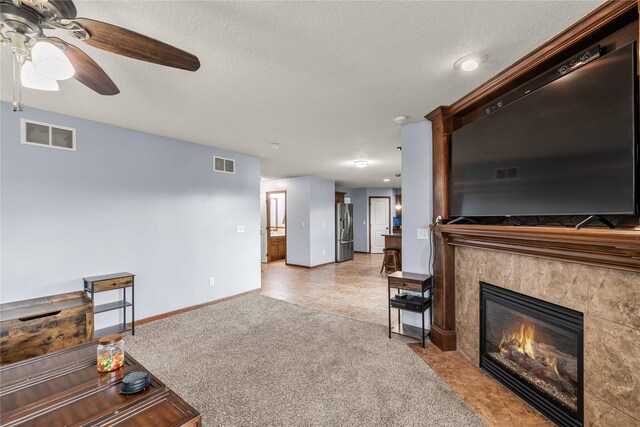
xmin=401 ymin=120 xmax=433 ymax=328
xmin=0 ymin=102 xmax=261 ymax=329
xmin=309 ymin=177 xmax=336 ymax=265
xmin=351 ymin=188 xmax=368 ymax=252
xmin=260 ymin=176 xmax=335 ymax=267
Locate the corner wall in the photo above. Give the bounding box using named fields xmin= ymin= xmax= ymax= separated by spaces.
xmin=400 ymin=120 xmax=433 ymax=328
xmin=0 ymin=102 xmax=261 ymax=329
xmin=260 ymin=176 xmax=335 ymax=267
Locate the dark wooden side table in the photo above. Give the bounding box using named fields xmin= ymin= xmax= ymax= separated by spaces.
xmin=0 ymin=342 xmax=201 ymax=426
xmin=84 ymin=272 xmax=135 ymax=338
xmin=387 ymin=271 xmax=433 ymax=348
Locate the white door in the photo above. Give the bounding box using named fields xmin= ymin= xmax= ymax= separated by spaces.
xmin=370 ymin=197 xmax=389 ymax=253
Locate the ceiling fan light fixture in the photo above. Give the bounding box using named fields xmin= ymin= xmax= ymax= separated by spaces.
xmin=21 ymin=60 xmax=59 ymax=91
xmin=32 ymin=41 xmax=75 ymax=80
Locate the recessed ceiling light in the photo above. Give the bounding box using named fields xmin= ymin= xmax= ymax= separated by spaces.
xmin=271 ymin=143 xmax=280 ymax=149
xmin=454 ymin=54 xmax=487 ymax=72
xmin=461 ymin=59 xmax=479 ymax=71
xmin=394 ymin=116 xmax=408 ymax=125
xmin=354 ymin=160 xmax=368 ymax=168
xmin=383 ymin=178 xmax=390 ymax=182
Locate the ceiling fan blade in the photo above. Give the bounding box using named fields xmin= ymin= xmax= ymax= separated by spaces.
xmin=69 ymin=18 xmax=200 ymax=71
xmin=49 ymin=37 xmax=119 ymax=95
xmin=48 ymin=0 xmax=77 ymax=19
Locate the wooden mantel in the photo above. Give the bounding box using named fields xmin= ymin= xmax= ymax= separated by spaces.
xmin=436 ymin=224 xmax=640 ymax=273
xmin=425 ymin=0 xmax=640 ymax=352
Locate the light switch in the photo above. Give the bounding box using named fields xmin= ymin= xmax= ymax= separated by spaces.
xmin=237 ymin=225 xmax=245 ymax=233
xmin=321 ymin=221 xmax=325 ymax=228
xmin=417 ymin=229 xmax=429 ymax=240
xmin=301 ymin=221 xmax=306 ymax=228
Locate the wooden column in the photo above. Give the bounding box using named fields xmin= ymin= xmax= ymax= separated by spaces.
xmin=426 ymin=106 xmax=457 ymax=351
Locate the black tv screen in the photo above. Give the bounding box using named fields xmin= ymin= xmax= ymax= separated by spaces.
xmin=450 ymin=43 xmax=637 ymax=217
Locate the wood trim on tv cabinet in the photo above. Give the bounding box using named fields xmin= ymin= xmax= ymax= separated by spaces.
xmin=128 ymin=288 xmax=261 ymax=327
xmin=427 ymin=1 xmax=638 ymax=118
xmin=437 ymin=225 xmax=640 ymax=273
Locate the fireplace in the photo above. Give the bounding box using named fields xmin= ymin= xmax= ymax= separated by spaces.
xmin=480 ymin=282 xmax=584 ymax=427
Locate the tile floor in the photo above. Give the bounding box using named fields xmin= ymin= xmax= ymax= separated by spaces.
xmin=261 ymin=253 xmax=550 ymax=427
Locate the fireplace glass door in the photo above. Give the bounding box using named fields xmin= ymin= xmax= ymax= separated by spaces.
xmin=480 ymin=282 xmax=584 ymax=427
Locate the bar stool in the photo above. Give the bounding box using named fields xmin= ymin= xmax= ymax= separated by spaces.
xmin=380 ymin=248 xmax=400 ymax=274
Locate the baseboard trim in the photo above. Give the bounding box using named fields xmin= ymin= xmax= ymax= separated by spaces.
xmin=354 ymin=251 xmax=370 ymax=254
xmin=430 ymin=325 xmax=457 ymax=351
xmin=285 ymin=261 xmax=335 ymax=269
xmin=128 ymin=288 xmax=261 ymax=327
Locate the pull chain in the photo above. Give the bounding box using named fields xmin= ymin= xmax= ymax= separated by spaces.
xmin=12 ymin=51 xmax=23 ymax=112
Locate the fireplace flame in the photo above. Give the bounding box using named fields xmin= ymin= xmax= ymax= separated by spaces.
xmin=499 ymin=322 xmax=560 ymax=377
xmin=500 ymin=322 xmax=536 ymax=359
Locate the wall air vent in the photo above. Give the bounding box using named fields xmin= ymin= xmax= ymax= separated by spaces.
xmin=495 ymin=167 xmax=519 ymax=180
xmin=213 ymin=156 xmax=235 ymax=174
xmin=21 ymin=119 xmax=76 ymax=151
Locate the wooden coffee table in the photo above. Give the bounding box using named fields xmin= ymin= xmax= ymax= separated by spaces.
xmin=0 ymin=342 xmax=201 ymax=426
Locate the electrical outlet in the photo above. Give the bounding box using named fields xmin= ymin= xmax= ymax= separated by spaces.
xmin=322 ymin=249 xmax=326 ymax=256
xmin=321 ymin=221 xmax=325 ymax=228
xmin=237 ymin=225 xmax=245 ymax=233
xmin=209 ymin=277 xmax=215 ymax=287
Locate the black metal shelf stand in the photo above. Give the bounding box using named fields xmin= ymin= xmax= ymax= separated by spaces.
xmin=83 ymin=272 xmax=135 ymax=338
xmin=387 ymin=271 xmax=433 ymax=348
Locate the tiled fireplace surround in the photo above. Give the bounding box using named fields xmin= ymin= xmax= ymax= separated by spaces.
xmin=454 ymin=246 xmax=640 ymax=425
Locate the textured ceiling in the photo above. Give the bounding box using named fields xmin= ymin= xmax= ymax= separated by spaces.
xmin=0 ymin=1 xmax=604 ymax=188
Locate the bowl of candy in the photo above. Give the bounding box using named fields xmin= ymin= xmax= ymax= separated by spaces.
xmin=97 ymin=333 xmax=125 ymax=373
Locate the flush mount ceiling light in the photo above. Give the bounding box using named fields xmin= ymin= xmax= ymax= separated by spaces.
xmin=271 ymin=143 xmax=280 ymax=149
xmin=21 ymin=60 xmax=59 ymax=91
xmin=394 ymin=116 xmax=408 ymax=125
xmin=454 ymin=54 xmax=488 ymax=72
xmin=383 ymin=178 xmax=390 ymax=182
xmin=354 ymin=160 xmax=369 ymax=168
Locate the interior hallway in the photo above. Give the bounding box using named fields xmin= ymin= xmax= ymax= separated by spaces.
xmin=261 ymin=253 xmax=389 ymax=326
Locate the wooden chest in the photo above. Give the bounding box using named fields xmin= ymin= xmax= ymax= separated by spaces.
xmin=0 ymin=291 xmax=94 ymax=365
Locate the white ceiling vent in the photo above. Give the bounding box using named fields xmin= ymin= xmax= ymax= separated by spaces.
xmin=213 ymin=156 xmax=235 ymax=174
xmin=21 ymin=119 xmax=76 ymax=151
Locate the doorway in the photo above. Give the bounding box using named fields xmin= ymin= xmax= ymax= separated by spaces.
xmin=266 ymin=191 xmax=287 ymax=262
xmin=369 ymin=196 xmax=390 ymax=254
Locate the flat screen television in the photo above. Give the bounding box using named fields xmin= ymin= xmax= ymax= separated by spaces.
xmin=449 ymin=43 xmax=637 ymax=218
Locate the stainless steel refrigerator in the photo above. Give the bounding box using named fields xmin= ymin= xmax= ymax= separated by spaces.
xmin=335 ymin=203 xmax=354 ymax=262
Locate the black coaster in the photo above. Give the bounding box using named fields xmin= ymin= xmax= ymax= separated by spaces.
xmin=120 ymin=370 xmax=151 ymax=395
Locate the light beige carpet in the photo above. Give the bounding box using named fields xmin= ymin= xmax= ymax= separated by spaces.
xmin=126 ymin=294 xmax=485 ymax=426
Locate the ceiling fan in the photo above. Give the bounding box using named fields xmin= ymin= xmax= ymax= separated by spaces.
xmin=0 ymin=0 xmax=200 ymax=111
